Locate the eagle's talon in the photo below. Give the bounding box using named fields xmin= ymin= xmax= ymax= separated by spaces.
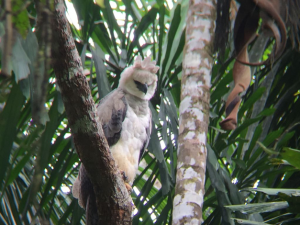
xmin=125 ymin=183 xmax=132 ymax=194
xmin=120 ymin=171 xmax=132 ymax=193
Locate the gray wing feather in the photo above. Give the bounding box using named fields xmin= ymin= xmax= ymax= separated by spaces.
xmin=97 ymin=89 xmax=127 ymax=147
xmin=102 ymin=96 xmax=127 ymax=146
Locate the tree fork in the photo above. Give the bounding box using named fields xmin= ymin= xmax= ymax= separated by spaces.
xmin=51 ymin=0 xmax=132 ymax=224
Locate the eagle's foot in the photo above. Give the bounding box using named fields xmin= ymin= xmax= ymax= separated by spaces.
xmin=125 ymin=182 xmax=132 ymax=193
xmin=120 ymin=170 xmax=129 ymax=182
xmin=120 ymin=171 xmax=132 ymax=193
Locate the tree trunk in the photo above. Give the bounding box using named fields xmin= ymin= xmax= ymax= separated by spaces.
xmin=51 ymin=0 xmax=132 ymax=224
xmin=172 ymin=0 xmax=216 ymax=224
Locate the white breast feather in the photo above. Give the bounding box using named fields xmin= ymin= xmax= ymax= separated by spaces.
xmin=110 ymin=105 xmax=150 ymax=183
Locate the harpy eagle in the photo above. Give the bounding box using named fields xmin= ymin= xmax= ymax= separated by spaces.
xmin=72 ymin=56 xmax=159 ymax=224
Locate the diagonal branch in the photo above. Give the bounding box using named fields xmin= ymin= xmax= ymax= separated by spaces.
xmin=51 ymin=0 xmax=132 ymax=224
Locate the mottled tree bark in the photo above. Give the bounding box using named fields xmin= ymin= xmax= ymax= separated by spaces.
xmin=51 ymin=0 xmax=132 ymax=224
xmin=172 ymin=0 xmax=216 ymax=224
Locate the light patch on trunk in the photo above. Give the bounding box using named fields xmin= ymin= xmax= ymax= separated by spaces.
xmin=203 ymin=73 xmax=211 ymax=87
xmin=191 ymin=108 xmax=204 ymax=121
xmin=190 ymin=30 xmax=206 ymax=48
xmin=184 ymin=191 xmax=204 ymax=206
xmin=186 ymin=120 xmax=196 ymax=130
xmin=200 ymin=67 xmax=211 ymax=78
xmin=190 ymin=158 xmax=196 ymax=165
xmin=173 ymin=194 xmax=181 ymax=205
xmin=173 ymin=190 xmax=204 ymax=224
xmin=172 ymin=196 xmax=194 ymax=224
xmin=184 ymin=181 xmax=196 ymax=192
xmin=198 ymin=189 xmax=204 ymax=206
xmin=183 ymin=167 xmax=198 ymax=179
xmin=176 ymin=161 xmax=183 ymax=169
xmin=183 ymin=52 xmax=201 ymax=68
xmin=203 ymin=58 xmax=210 ymax=67
xmin=194 ymin=0 xmax=214 ymax=9
xmin=194 ymin=18 xmax=212 ymax=41
xmin=182 ymin=77 xmax=203 ymax=96
xmin=179 ymin=96 xmax=192 ymax=114
xmin=184 ymin=131 xmax=195 ymax=140
xmin=191 ymin=218 xmax=202 ymax=224
xmin=201 ymin=161 xmax=205 ymax=168
xmin=197 ymin=133 xmax=207 ymax=147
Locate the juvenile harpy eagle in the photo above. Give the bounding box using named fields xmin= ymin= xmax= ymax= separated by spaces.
xmin=72 ymin=56 xmax=159 ymax=224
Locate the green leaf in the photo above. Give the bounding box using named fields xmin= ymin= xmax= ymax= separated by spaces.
xmin=91 ymin=44 xmax=112 ymax=98
xmin=12 ymin=36 xmax=31 ymax=81
xmin=243 ymin=187 xmax=300 ymax=196
xmin=163 ymin=89 xmax=179 ymax=140
xmin=226 ymin=202 xmax=289 ymax=214
xmin=40 ymin=141 xmax=72 ymax=207
xmin=70 ymin=199 xmax=85 ymax=225
xmin=247 ymin=129 xmax=283 ymax=167
xmin=278 ymin=193 xmax=300 ymax=213
xmin=21 ymin=30 xmax=38 ymax=98
xmin=243 ymin=124 xmax=262 ymax=161
xmin=148 ymin=124 xmax=172 ymax=195
xmin=7 ymin=151 xmax=31 ymax=185
xmin=256 ymin=108 xmax=276 ymax=117
xmin=276 ymin=131 xmax=295 ymax=150
xmin=6 ymin=186 xmax=22 ymax=225
xmin=229 ymin=118 xmax=262 ymax=142
xmin=102 ymin=0 xmax=124 ymax=61
xmin=164 ymin=2 xmax=188 ymax=75
xmin=239 ymin=87 xmax=266 ymax=117
xmin=257 ymin=141 xmax=278 ymax=155
xmin=0 ymin=22 xmax=5 ymax=37
xmin=157 ymin=5 xmax=166 ymax=66
xmin=0 ymin=81 xmax=25 ymax=191
xmin=207 ymin=161 xmax=233 ymax=225
xmin=80 ymin=43 xmax=87 ymax=67
xmin=281 ymin=147 xmax=300 ymax=170
xmin=211 ymin=70 xmax=233 ymax=103
xmin=12 ymin=0 xmax=30 ymax=38
xmin=19 ymin=78 xmax=30 ymax=99
xmin=232 ymin=218 xmax=269 ymax=225
xmin=232 ymin=158 xmax=247 ymax=170
xmin=127 ymin=7 xmax=159 ymax=58
xmin=207 ymin=144 xmax=220 ymax=171
xmin=160 ymin=3 xmax=183 ymax=75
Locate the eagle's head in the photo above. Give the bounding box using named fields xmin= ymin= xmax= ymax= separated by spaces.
xmin=119 ymin=56 xmax=159 ymax=100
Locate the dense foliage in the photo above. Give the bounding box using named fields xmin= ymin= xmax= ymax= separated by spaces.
xmin=0 ymin=0 xmax=299 ymax=224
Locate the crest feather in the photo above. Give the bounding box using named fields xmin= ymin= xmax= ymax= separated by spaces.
xmin=133 ymin=56 xmax=159 ymax=74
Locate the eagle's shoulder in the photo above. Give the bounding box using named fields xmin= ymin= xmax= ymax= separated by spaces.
xmin=96 ymin=88 xmax=128 ymax=146
xmin=96 ymin=88 xmax=127 ymax=124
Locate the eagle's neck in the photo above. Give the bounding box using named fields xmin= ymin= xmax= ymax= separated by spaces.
xmin=124 ymin=92 xmax=149 ymax=116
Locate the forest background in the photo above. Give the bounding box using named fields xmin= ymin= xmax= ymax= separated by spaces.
xmin=0 ymin=0 xmax=300 ymax=224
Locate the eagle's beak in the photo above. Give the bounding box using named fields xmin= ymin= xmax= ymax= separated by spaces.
xmin=134 ymin=81 xmax=148 ymax=94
